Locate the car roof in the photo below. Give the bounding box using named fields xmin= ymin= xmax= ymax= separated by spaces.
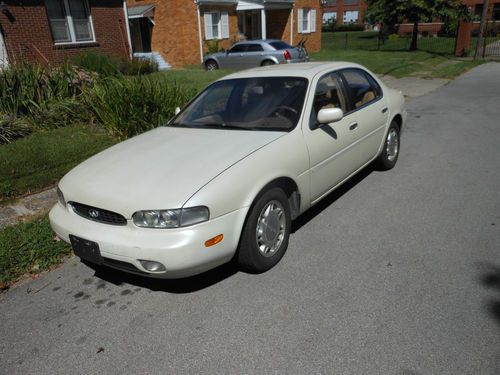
xmin=220 ymin=62 xmax=368 ymax=80
xmin=233 ymin=39 xmax=281 ymax=44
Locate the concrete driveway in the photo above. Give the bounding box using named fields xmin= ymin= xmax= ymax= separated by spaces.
xmin=1 ymin=63 xmax=499 ymax=374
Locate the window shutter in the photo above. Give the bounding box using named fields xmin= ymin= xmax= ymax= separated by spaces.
xmin=204 ymin=13 xmax=213 ymax=40
xmin=298 ymin=8 xmax=303 ymax=33
xmin=311 ymin=9 xmax=316 ymax=33
xmin=221 ymin=12 xmax=229 ymax=39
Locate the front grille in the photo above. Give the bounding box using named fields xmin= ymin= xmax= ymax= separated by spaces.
xmin=70 ymin=201 xmax=127 ymax=226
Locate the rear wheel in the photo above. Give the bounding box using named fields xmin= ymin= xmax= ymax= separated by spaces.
xmin=261 ymin=60 xmax=275 ymax=67
xmin=205 ymin=60 xmax=219 ymax=71
xmin=236 ymin=188 xmax=291 ymax=273
xmin=375 ymin=120 xmax=400 ymax=170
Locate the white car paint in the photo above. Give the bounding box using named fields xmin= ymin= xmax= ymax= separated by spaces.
xmin=50 ymin=62 xmax=406 ymax=278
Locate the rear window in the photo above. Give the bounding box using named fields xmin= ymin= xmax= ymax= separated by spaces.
xmin=269 ymin=41 xmax=293 ymax=50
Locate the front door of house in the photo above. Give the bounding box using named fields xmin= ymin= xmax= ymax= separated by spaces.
xmin=240 ymin=11 xmax=260 ymax=40
xmin=0 ymin=30 xmax=8 ymax=70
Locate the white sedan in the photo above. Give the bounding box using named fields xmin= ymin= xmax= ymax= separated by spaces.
xmin=50 ymin=62 xmax=406 ymax=278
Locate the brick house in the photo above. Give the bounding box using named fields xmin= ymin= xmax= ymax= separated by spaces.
xmin=323 ymin=0 xmax=500 ymax=29
xmin=126 ymin=0 xmax=323 ymax=68
xmin=0 ymin=0 xmax=131 ymax=69
xmin=323 ymin=0 xmax=367 ymax=25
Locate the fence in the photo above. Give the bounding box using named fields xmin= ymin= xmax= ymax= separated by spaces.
xmin=322 ymin=30 xmax=459 ymax=55
xmin=470 ymin=21 xmax=500 ymax=57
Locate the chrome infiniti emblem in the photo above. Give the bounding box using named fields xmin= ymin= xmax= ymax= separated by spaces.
xmin=89 ymin=209 xmax=99 ymax=218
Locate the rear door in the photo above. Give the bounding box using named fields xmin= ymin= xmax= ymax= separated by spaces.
xmin=340 ymin=69 xmax=389 ymax=165
xmin=243 ymin=43 xmax=265 ymax=68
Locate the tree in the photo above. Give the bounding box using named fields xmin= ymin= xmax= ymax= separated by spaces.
xmin=366 ymin=0 xmax=470 ymax=51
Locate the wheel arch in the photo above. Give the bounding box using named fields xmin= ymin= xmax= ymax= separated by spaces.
xmin=392 ymin=113 xmax=403 ymax=130
xmin=250 ymin=177 xmax=301 ymax=220
xmin=261 ymin=57 xmax=279 ymax=66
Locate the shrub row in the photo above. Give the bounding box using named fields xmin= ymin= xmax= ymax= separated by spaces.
xmin=0 ymin=53 xmax=192 ymax=142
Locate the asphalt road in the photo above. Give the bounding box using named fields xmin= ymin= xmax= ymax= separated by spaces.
xmin=1 ymin=63 xmax=499 ymax=375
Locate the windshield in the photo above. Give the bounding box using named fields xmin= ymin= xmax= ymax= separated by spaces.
xmin=170 ymin=77 xmax=308 ymax=132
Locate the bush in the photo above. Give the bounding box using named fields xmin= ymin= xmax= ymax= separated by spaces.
xmin=0 ymin=63 xmax=96 ymax=117
xmin=84 ymin=75 xmax=196 ymax=139
xmin=0 ymin=116 xmax=33 ymax=145
xmin=71 ymin=51 xmax=120 ymax=76
xmin=333 ymin=23 xmax=365 ymax=32
xmin=206 ymin=40 xmax=220 ymax=54
xmin=118 ymin=58 xmax=159 ymax=75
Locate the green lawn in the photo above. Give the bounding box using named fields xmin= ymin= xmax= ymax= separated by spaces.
xmin=0 ymin=216 xmax=71 ymax=289
xmin=311 ymin=41 xmax=482 ymax=79
xmin=157 ymin=68 xmax=233 ymax=93
xmin=0 ymin=125 xmax=116 ymax=201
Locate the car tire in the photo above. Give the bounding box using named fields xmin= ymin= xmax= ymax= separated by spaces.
xmin=236 ymin=188 xmax=291 ymax=273
xmin=205 ymin=60 xmax=219 ymax=71
xmin=375 ymin=120 xmax=400 ymax=170
xmin=261 ymin=60 xmax=275 ymax=66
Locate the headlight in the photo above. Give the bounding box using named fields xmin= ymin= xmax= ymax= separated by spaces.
xmin=56 ymin=187 xmax=66 ymax=207
xmin=132 ymin=206 xmax=209 ymax=228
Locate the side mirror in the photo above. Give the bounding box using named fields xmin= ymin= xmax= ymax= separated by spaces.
xmin=317 ymin=108 xmax=343 ymax=125
xmin=175 ymin=107 xmax=181 ymax=115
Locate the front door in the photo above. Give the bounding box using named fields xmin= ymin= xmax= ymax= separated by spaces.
xmin=238 ymin=11 xmax=261 ymax=40
xmin=0 ymin=30 xmax=8 ymax=70
xmin=129 ymin=18 xmax=152 ymax=53
xmin=304 ymin=72 xmax=361 ymax=202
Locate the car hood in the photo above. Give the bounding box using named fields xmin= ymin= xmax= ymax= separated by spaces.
xmin=60 ymin=127 xmax=284 ymax=218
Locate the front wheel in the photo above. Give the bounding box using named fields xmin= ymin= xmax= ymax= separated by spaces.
xmin=375 ymin=121 xmax=400 ymax=170
xmin=205 ymin=60 xmax=219 ymax=71
xmin=236 ymin=188 xmax=291 ymax=273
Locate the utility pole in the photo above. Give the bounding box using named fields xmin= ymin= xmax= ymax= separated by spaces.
xmin=474 ymin=0 xmax=490 ymax=60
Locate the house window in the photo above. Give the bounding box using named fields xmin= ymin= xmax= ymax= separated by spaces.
xmin=343 ymin=11 xmax=359 ymax=23
xmin=45 ymin=0 xmax=95 ymax=44
xmin=204 ymin=11 xmax=229 ymax=40
xmin=298 ymin=8 xmax=317 ymax=34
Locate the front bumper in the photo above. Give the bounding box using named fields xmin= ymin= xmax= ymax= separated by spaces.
xmin=49 ymin=203 xmax=248 ymax=278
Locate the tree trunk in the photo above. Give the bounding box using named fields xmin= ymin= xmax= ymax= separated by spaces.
xmin=410 ymin=21 xmax=419 ymax=51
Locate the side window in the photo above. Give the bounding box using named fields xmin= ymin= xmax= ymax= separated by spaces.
xmin=229 ymin=44 xmax=247 ymax=53
xmin=310 ymin=73 xmax=347 ymax=127
xmin=342 ymin=69 xmax=379 ymax=109
xmin=247 ymin=44 xmax=264 ymax=52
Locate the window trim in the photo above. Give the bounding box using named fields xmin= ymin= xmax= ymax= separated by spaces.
xmin=204 ymin=11 xmax=229 ymax=41
xmin=338 ymin=68 xmax=384 ymax=115
xmin=46 ymin=0 xmax=96 ymax=46
xmin=309 ymin=71 xmax=349 ymax=130
xmin=298 ymin=8 xmax=316 ymax=34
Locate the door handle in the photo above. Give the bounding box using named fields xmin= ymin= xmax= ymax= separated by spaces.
xmin=349 ymin=122 xmax=358 ymax=130
xmin=382 ymin=106 xmax=388 ymax=114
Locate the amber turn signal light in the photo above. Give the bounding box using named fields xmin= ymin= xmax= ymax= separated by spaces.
xmin=205 ymin=234 xmax=223 ymax=247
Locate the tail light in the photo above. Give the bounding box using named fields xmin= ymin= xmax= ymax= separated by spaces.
xmin=283 ymin=50 xmax=291 ymax=61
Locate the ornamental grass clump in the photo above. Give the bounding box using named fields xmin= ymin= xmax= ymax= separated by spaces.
xmin=0 ymin=63 xmax=96 ymax=117
xmin=84 ymin=75 xmax=195 ymax=139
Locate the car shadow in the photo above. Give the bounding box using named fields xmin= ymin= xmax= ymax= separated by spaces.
xmin=84 ymin=164 xmax=376 ymax=293
xmin=292 ymin=164 xmax=374 ymax=233
xmin=84 ymin=261 xmax=238 ymax=294
xmin=478 ymin=262 xmax=500 ymax=326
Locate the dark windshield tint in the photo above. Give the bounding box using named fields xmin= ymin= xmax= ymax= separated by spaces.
xmin=269 ymin=41 xmax=293 ymax=50
xmin=171 ymin=77 xmax=308 ymax=132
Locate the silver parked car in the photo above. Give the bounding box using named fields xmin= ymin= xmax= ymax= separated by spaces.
xmin=203 ymin=39 xmax=308 ymax=70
